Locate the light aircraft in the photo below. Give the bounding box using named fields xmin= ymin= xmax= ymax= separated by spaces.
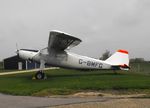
xmin=17 ymin=30 xmax=130 ymax=79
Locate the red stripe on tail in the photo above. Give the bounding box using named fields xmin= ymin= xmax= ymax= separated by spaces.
xmin=117 ymin=49 xmax=128 ymax=54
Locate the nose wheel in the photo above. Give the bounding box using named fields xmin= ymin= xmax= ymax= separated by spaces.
xmin=35 ymin=70 xmax=46 ymax=80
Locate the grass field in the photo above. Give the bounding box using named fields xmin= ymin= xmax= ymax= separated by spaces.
xmin=0 ymin=64 xmax=150 ymax=96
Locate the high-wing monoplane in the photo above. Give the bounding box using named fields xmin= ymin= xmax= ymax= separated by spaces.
xmin=17 ymin=30 xmax=130 ymax=79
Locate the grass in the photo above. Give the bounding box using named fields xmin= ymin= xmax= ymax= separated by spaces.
xmin=0 ymin=68 xmax=150 ymax=96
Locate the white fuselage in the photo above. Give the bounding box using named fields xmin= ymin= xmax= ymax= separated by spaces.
xmin=18 ymin=50 xmax=112 ymax=70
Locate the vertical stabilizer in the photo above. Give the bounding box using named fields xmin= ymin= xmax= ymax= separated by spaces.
xmin=105 ymin=49 xmax=129 ymax=69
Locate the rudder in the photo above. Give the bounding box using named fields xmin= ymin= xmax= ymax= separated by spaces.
xmin=105 ymin=49 xmax=129 ymax=70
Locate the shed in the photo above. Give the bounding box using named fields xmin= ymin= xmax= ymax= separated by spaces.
xmin=4 ymin=55 xmax=40 ymax=70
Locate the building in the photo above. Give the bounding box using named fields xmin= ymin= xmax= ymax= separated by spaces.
xmin=4 ymin=55 xmax=40 ymax=70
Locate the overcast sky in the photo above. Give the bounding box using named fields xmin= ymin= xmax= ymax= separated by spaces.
xmin=0 ymin=0 xmax=150 ymax=61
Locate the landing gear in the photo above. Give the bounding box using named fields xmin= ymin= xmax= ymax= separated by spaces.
xmin=33 ymin=59 xmax=47 ymax=80
xmin=35 ymin=71 xmax=46 ymax=80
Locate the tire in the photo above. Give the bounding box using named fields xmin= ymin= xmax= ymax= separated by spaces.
xmin=35 ymin=71 xmax=45 ymax=80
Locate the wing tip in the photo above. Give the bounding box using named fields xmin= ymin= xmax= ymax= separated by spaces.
xmin=50 ymin=30 xmax=82 ymax=42
xmin=50 ymin=30 xmax=69 ymax=35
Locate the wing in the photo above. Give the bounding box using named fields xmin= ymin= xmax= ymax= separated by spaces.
xmin=48 ymin=30 xmax=82 ymax=53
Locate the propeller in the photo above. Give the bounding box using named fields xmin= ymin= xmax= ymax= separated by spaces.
xmin=15 ymin=43 xmax=19 ymax=57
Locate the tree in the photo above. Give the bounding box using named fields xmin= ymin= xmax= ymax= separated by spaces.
xmin=99 ymin=50 xmax=111 ymax=60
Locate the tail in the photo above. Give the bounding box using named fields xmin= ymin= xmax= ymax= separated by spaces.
xmin=105 ymin=49 xmax=130 ymax=70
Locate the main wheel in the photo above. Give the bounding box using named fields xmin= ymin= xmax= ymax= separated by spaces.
xmin=35 ymin=71 xmax=45 ymax=80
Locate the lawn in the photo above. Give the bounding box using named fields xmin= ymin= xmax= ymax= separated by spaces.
xmin=0 ymin=68 xmax=150 ymax=96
